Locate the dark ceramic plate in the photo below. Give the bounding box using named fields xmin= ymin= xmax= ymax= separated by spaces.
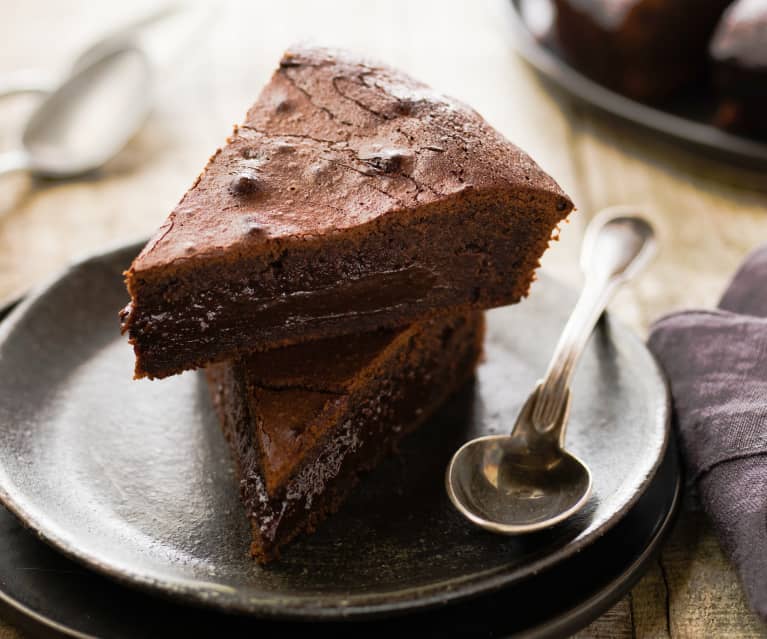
xmin=508 ymin=0 xmax=767 ymax=168
xmin=0 ymin=241 xmax=668 ymax=620
xmin=0 ymin=448 xmax=681 ymax=639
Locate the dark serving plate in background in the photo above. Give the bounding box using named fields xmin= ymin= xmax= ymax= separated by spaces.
xmin=508 ymin=0 xmax=767 ymax=168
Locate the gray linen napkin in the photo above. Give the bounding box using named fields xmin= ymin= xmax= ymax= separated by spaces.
xmin=648 ymin=245 xmax=767 ymax=621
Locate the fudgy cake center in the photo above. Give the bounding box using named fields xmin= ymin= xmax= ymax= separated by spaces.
xmin=243 ymin=328 xmax=408 ymax=491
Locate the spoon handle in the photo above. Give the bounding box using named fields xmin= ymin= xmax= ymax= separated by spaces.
xmin=0 ymin=71 xmax=54 ymax=100
xmin=0 ymin=151 xmax=32 ymax=179
xmin=531 ymin=207 xmax=657 ymax=432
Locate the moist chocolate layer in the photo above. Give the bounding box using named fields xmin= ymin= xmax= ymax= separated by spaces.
xmin=206 ymin=312 xmax=484 ymax=563
xmin=123 ymin=45 xmax=573 ymax=379
xmin=125 ymin=187 xmax=562 ymax=378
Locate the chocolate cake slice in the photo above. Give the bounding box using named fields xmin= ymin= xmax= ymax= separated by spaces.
xmin=122 ymin=46 xmax=573 ymax=379
xmin=553 ymin=0 xmax=734 ymax=101
xmin=710 ymin=0 xmax=767 ymax=138
xmin=205 ymin=312 xmax=484 ymax=562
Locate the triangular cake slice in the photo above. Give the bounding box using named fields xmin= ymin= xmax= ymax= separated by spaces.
xmin=205 ymin=312 xmax=484 ymax=562
xmin=123 ymin=46 xmax=573 ymax=379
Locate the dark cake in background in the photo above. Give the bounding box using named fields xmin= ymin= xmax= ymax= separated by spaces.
xmin=553 ymin=0 xmax=733 ymax=102
xmin=206 ymin=313 xmax=484 ymax=562
xmin=710 ymin=0 xmax=767 ymax=139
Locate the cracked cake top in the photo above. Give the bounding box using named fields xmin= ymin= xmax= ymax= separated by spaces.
xmin=132 ymin=45 xmax=571 ymax=272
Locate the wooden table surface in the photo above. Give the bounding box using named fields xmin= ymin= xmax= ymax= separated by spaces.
xmin=1 ymin=1 xmax=766 ymax=637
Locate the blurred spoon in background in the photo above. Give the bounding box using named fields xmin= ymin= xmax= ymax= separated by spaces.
xmin=0 ymin=46 xmax=151 ymax=179
xmin=0 ymin=4 xmax=184 ymax=99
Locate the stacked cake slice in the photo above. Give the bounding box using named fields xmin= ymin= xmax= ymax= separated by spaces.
xmin=206 ymin=314 xmax=484 ymax=562
xmin=121 ymin=46 xmax=574 ymax=561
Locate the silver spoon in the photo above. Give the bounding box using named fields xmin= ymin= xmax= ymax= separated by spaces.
xmin=0 ymin=45 xmax=151 ymax=179
xmin=446 ymin=206 xmax=657 ymax=534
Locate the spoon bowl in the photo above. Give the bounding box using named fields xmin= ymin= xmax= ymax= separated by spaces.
xmin=0 ymin=46 xmax=151 ymax=179
xmin=447 ymin=434 xmax=592 ymax=533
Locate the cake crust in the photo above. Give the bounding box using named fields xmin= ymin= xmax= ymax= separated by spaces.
xmin=131 ymin=46 xmax=571 ymax=269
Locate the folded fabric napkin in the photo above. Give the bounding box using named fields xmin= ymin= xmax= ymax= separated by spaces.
xmin=648 ymin=245 xmax=767 ymax=621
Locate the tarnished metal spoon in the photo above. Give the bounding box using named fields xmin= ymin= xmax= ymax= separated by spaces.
xmin=446 ymin=206 xmax=657 ymax=534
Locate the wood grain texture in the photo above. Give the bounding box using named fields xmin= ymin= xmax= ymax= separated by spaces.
xmin=0 ymin=623 xmax=21 ymax=639
xmin=0 ymin=0 xmax=766 ymax=637
xmin=574 ymin=599 xmax=634 ymax=639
